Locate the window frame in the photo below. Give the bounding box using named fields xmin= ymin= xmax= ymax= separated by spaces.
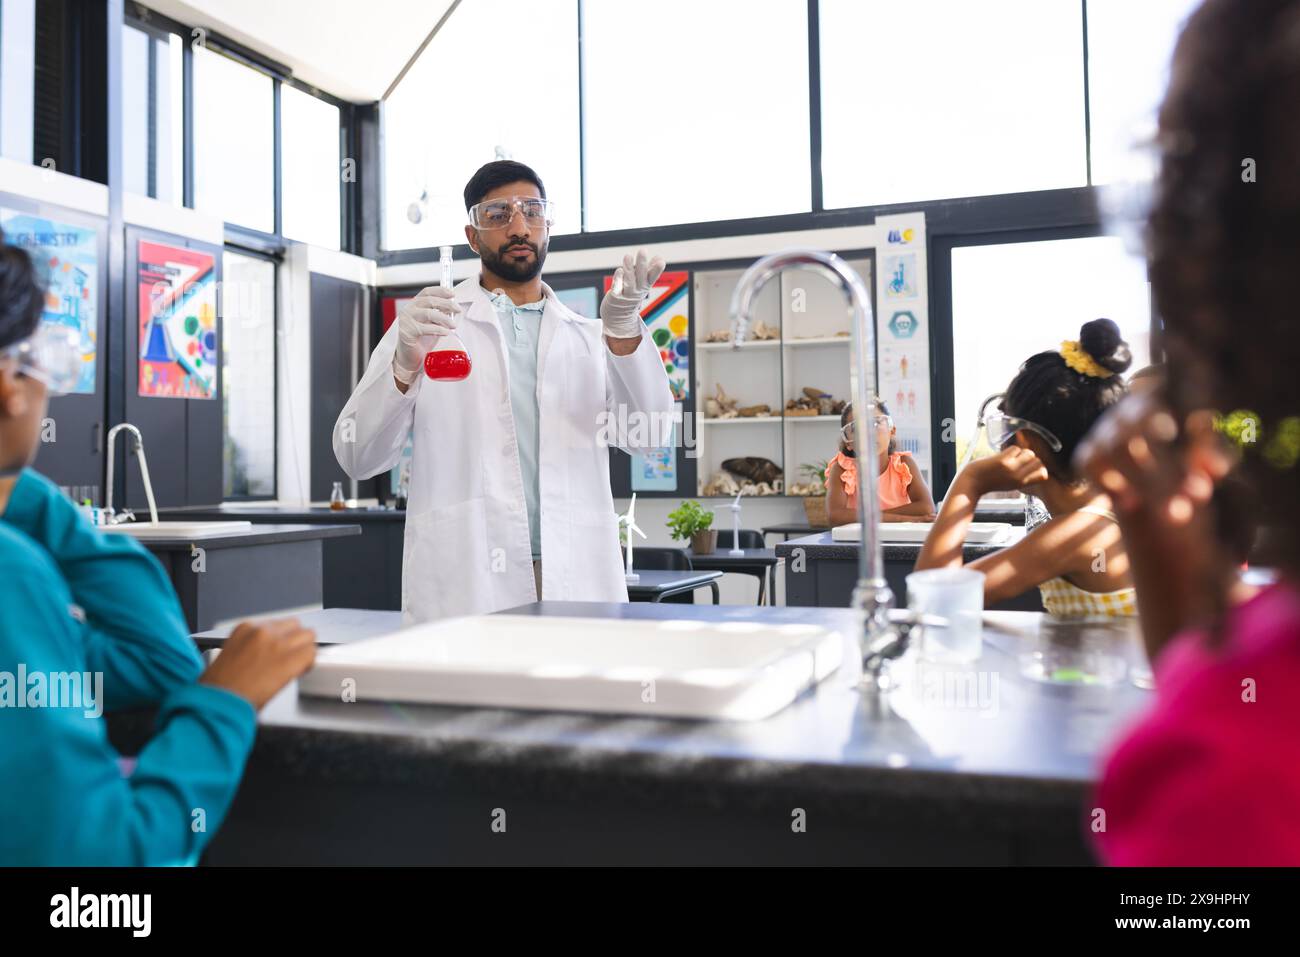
xmin=125 ymin=3 xmax=356 ymax=255
xmin=219 ymin=243 xmax=280 ymax=502
xmin=377 ymin=0 xmax=1118 ymax=263
xmin=928 ymin=222 xmax=1161 ymax=498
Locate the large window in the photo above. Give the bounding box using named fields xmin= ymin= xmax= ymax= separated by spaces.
xmin=1086 ymin=0 xmax=1200 ymax=185
xmin=281 ymin=83 xmax=342 ymax=249
xmin=582 ymin=0 xmax=811 ymax=231
xmin=820 ymin=0 xmax=1087 ymax=210
xmin=383 ymin=0 xmax=581 ymax=250
xmin=122 ymin=22 xmax=183 ymax=203
xmin=949 ymin=235 xmax=1152 ymax=450
xmin=193 ymin=46 xmax=275 ymax=232
xmin=0 ymin=0 xmax=36 ymax=163
xmin=222 ymin=250 xmax=277 ymax=498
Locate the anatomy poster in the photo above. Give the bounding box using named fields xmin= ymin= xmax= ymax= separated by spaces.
xmin=874 ymin=213 xmax=932 ymax=481
xmin=138 ymin=240 xmax=218 ymax=399
xmin=0 ymin=208 xmax=99 ymax=394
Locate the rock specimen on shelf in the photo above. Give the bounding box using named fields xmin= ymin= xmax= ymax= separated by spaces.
xmin=737 ymin=404 xmax=773 ymax=417
xmin=784 ymin=398 xmax=819 ymax=416
xmin=787 ymin=480 xmax=824 ymax=496
xmin=703 ymin=329 xmax=731 ymax=343
xmin=785 ymin=386 xmax=847 ymax=418
xmin=701 ymin=470 xmax=782 ymax=496
xmin=750 ymin=320 xmax=780 ymax=341
xmin=701 ymin=471 xmax=741 ymax=496
xmin=721 ymin=456 xmax=782 ymax=485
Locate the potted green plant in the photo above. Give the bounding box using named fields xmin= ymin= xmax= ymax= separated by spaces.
xmin=800 ymin=460 xmax=830 ymax=527
xmin=667 ymin=500 xmax=717 ymax=554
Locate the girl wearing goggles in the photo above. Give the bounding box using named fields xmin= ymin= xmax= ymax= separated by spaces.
xmin=916 ymin=318 xmax=1138 ymax=617
xmin=826 ymin=398 xmax=935 ymax=525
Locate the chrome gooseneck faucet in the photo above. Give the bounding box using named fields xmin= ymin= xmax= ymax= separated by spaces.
xmin=730 ymin=249 xmax=909 ymax=681
xmin=104 ymin=423 xmax=159 ymax=526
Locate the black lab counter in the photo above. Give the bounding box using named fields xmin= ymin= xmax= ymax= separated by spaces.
xmin=109 ymin=601 xmax=1153 ymax=865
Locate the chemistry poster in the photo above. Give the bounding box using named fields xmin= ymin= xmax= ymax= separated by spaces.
xmin=137 ymin=240 xmax=218 ymax=399
xmin=0 ymin=208 xmax=99 ymax=394
xmin=603 ymin=270 xmax=690 ymax=401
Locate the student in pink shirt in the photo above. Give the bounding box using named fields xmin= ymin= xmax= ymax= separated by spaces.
xmin=1075 ymin=0 xmax=1300 ymax=865
xmin=826 ymin=399 xmax=935 ymax=525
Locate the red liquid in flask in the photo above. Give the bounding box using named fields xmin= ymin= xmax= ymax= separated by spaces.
xmin=424 ymin=349 xmax=472 ymax=381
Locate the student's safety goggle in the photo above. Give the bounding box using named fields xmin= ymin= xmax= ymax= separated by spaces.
xmin=0 ymin=323 xmax=83 ymax=395
xmin=977 ymin=392 xmax=1063 ymax=452
xmin=468 ymin=196 xmax=555 ymax=231
xmin=840 ymin=415 xmax=892 ymax=440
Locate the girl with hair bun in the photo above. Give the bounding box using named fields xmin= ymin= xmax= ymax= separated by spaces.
xmin=916 ymin=318 xmax=1136 ymax=615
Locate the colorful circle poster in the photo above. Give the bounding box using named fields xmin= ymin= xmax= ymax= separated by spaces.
xmin=603 ymin=269 xmax=690 ymax=401
xmin=138 ymin=240 xmax=218 ymax=399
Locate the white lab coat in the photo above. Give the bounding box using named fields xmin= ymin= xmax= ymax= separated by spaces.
xmin=333 ymin=276 xmax=675 ymax=623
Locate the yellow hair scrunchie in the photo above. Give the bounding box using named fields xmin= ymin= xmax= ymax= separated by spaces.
xmin=1059 ymin=340 xmax=1114 ymax=379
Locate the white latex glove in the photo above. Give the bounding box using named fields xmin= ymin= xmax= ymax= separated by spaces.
xmin=392 ymin=286 xmax=462 ymax=385
xmin=600 ymin=249 xmax=665 ymax=339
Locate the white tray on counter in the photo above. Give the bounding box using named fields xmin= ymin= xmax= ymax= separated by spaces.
xmin=298 ymin=614 xmax=844 ymax=722
xmin=831 ymin=521 xmax=1013 ymax=544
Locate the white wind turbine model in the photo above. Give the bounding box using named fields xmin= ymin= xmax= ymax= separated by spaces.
xmin=721 ymin=492 xmax=745 ymax=556
xmin=618 ymin=494 xmax=647 ymax=584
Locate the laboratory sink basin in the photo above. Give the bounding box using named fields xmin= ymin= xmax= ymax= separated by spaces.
xmin=101 ymin=521 xmax=253 ymax=539
xmin=299 ymin=614 xmax=845 ymax=721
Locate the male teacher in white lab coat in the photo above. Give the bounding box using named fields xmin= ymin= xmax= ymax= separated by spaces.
xmin=334 ymin=161 xmax=674 ymax=622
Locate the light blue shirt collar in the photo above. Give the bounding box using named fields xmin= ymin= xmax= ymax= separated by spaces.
xmin=488 ymin=290 xmax=546 ymax=314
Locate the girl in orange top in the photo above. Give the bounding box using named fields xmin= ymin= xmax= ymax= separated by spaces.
xmin=826 ymin=399 xmax=935 ymax=525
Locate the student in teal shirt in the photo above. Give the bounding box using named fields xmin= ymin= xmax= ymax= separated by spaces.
xmin=0 ymin=234 xmax=316 ymax=865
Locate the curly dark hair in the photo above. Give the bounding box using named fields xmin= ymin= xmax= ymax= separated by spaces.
xmin=1000 ymin=318 xmax=1132 ymax=481
xmin=0 ymin=229 xmax=45 ymax=351
xmin=1147 ymin=0 xmax=1300 ymax=572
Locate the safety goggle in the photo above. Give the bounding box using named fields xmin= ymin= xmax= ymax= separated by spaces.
xmin=0 ymin=322 xmax=82 ymax=395
xmin=975 ymin=392 xmax=1062 ymax=452
xmin=840 ymin=415 xmax=891 ymax=440
xmin=468 ymin=196 xmax=555 ymax=231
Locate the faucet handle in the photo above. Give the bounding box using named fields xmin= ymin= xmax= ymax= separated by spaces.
xmin=862 ymin=609 xmax=949 ymax=688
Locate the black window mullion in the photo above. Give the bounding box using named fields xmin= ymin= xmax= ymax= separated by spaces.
xmin=1082 ymin=0 xmax=1093 ymax=187
xmin=272 ymin=78 xmax=283 ymax=237
xmin=146 ymin=32 xmax=158 ymax=197
xmin=807 ymin=0 xmax=823 ymax=212
xmin=182 ymin=33 xmax=194 ymax=207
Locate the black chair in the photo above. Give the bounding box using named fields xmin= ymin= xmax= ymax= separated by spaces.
xmin=630 ymin=546 xmax=694 ymax=571
xmin=715 ymin=529 xmax=764 ymax=550
xmin=708 ymin=528 xmax=772 ymax=605
xmin=621 ymin=547 xmax=711 ymax=603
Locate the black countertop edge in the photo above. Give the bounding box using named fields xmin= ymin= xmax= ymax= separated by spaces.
xmin=110 ymin=707 xmax=1092 ymax=823
xmin=160 ymin=505 xmax=407 ymax=523
xmin=120 ymin=523 xmax=362 ymax=550
xmin=775 ymin=532 xmax=1010 ymax=561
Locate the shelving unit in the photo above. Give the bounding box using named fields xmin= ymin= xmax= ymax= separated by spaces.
xmin=691 ymin=258 xmax=871 ymax=498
